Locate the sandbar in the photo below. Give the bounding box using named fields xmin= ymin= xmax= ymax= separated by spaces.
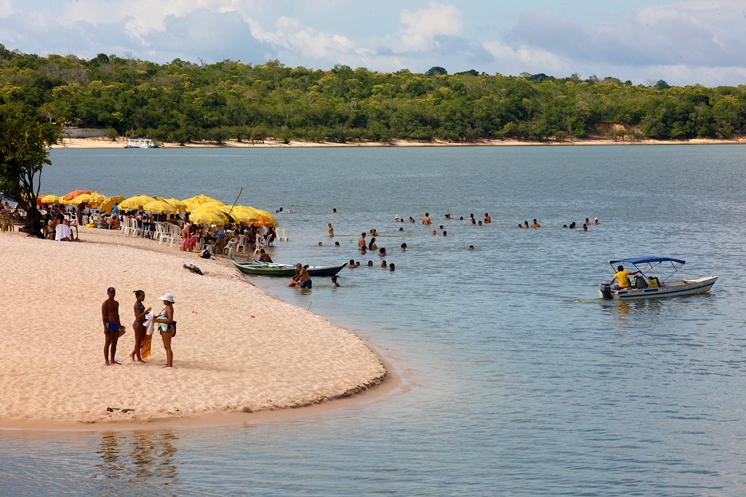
xmin=0 ymin=228 xmax=387 ymax=430
xmin=52 ymin=136 xmax=746 ymax=149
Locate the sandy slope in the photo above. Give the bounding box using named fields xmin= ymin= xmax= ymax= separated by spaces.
xmin=0 ymin=229 xmax=385 ymax=426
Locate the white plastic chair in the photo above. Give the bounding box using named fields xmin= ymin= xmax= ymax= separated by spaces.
xmin=130 ymin=219 xmax=143 ymax=237
xmin=236 ymin=234 xmax=247 ymax=253
xmin=222 ymin=238 xmax=236 ymax=257
xmin=153 ymin=222 xmax=164 ymax=242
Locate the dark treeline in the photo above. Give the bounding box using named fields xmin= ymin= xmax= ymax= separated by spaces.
xmin=1 ymin=45 xmax=745 ymax=144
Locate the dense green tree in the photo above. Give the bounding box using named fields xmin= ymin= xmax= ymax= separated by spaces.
xmin=0 ymin=45 xmax=743 ymax=145
xmin=0 ymin=103 xmax=60 ymax=237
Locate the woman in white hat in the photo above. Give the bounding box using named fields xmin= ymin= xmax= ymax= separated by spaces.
xmin=155 ymin=293 xmax=176 ymax=368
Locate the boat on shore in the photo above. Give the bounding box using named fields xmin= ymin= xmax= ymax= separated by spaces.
xmin=599 ymin=256 xmax=717 ymax=300
xmin=124 ymin=138 xmax=159 ymax=149
xmin=231 ymin=258 xmax=347 ymax=277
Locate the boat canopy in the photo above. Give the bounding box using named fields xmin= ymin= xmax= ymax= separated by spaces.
xmin=610 ymin=256 xmax=685 ymax=265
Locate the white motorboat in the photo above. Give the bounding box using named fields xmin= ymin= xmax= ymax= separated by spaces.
xmin=599 ymin=256 xmax=717 ymax=300
xmin=124 ymin=138 xmax=159 ymax=148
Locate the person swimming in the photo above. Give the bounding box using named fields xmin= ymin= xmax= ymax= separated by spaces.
xmin=401 ymin=243 xmax=407 ymax=251
xmin=380 ymin=260 xmax=387 ymax=268
xmin=531 ymin=219 xmax=541 ymax=228
xmin=469 ymin=245 xmax=475 ymax=250
xmin=378 ymin=247 xmax=387 ymax=256
xmin=389 ymin=263 xmax=395 ymax=271
xmin=349 ymin=259 xmax=356 ymax=269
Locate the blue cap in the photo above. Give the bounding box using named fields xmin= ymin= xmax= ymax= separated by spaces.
xmin=107 ymin=287 xmax=115 ymax=293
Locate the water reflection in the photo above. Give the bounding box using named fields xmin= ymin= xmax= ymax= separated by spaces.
xmin=95 ymin=432 xmax=178 ymax=483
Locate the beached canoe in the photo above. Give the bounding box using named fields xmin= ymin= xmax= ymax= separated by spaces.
xmin=231 ymin=258 xmax=347 ymax=277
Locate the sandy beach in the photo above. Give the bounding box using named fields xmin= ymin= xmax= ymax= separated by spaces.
xmin=52 ymin=135 xmax=746 ymax=149
xmin=0 ymin=228 xmax=387 ymax=429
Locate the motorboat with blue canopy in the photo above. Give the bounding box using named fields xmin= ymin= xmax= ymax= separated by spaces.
xmin=599 ymin=256 xmax=717 ymax=300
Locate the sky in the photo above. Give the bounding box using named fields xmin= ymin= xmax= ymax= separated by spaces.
xmin=0 ymin=0 xmax=745 ymax=86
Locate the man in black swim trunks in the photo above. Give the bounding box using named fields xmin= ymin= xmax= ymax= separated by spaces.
xmin=102 ymin=287 xmax=121 ymax=366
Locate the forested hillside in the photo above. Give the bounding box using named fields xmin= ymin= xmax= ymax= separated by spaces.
xmin=1 ymin=45 xmax=744 ymax=144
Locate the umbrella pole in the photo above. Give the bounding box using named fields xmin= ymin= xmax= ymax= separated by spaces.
xmin=227 ymin=187 xmax=243 ymax=217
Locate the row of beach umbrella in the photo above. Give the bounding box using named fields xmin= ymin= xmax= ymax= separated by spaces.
xmin=38 ymin=190 xmax=278 ymax=227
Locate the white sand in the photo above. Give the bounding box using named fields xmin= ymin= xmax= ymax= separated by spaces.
xmin=52 ymin=136 xmax=746 ymax=150
xmin=0 ymin=229 xmax=386 ymax=427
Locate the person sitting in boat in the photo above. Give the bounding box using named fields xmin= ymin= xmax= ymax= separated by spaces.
xmin=610 ymin=265 xmax=641 ymax=290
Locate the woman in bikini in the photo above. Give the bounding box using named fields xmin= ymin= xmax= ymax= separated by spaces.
xmin=129 ymin=290 xmax=151 ymax=362
xmin=155 ymin=293 xmax=176 ymax=368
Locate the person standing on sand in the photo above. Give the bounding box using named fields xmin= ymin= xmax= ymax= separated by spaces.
xmin=129 ymin=290 xmax=151 ymax=362
xmin=102 ymin=287 xmax=121 ymax=366
xmin=155 ymin=293 xmax=176 ymax=368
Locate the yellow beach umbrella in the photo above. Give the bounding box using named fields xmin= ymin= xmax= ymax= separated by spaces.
xmin=99 ymin=195 xmax=125 ymax=213
xmin=189 ymin=206 xmax=228 ymax=225
xmin=119 ymin=194 xmax=156 ymax=211
xmin=88 ymin=191 xmax=107 ymax=207
xmin=219 ymin=205 xmax=258 ymax=223
xmin=70 ymin=193 xmax=94 ymax=204
xmin=143 ymin=199 xmax=178 ymax=215
xmin=182 ymin=194 xmax=222 ymax=209
xmin=163 ymin=198 xmax=188 ymax=212
xmin=40 ymin=194 xmax=61 ymax=204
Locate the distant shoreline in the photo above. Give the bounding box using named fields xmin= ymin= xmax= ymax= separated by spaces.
xmin=52 ymin=136 xmax=746 ymax=150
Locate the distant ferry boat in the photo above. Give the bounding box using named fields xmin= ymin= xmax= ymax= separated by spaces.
xmin=124 ymin=138 xmax=159 ymax=149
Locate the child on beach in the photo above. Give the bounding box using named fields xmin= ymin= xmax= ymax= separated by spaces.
xmin=102 ymin=287 xmax=121 ymax=366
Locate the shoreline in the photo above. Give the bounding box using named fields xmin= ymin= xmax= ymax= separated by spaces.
xmin=0 ymin=229 xmax=393 ymax=432
xmin=52 ymin=136 xmax=746 ymax=149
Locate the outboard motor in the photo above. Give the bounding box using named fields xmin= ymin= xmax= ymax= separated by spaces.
xmin=600 ymin=283 xmax=612 ymax=300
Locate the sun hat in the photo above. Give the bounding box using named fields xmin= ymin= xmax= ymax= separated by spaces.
xmin=159 ymin=293 xmax=176 ymax=303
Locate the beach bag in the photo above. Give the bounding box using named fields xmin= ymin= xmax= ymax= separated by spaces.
xmin=198 ymin=248 xmax=211 ymax=259
xmin=648 ymin=276 xmax=659 ymax=288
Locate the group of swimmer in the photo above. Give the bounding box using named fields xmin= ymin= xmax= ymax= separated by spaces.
xmin=416 ymin=212 xmax=491 ymax=226
xmin=101 ymin=287 xmax=176 ymax=368
xmin=562 ymin=217 xmax=600 ymax=232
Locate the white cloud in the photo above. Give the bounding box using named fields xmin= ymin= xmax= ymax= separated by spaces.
xmin=482 ymin=41 xmax=569 ymax=74
xmin=0 ymin=0 xmax=13 ymax=18
xmin=399 ymin=2 xmax=462 ymax=51
xmin=509 ymin=1 xmax=746 ymax=69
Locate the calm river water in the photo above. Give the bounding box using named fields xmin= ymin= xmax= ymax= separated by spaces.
xmin=2 ymin=145 xmax=746 ymax=496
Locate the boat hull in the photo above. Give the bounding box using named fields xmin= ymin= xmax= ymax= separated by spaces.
xmin=600 ymin=276 xmax=718 ymax=300
xmin=231 ymin=259 xmax=347 ymax=277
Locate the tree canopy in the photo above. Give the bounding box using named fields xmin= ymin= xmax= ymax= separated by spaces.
xmin=0 ymin=103 xmax=60 ymax=237
xmin=0 ymin=46 xmax=744 ymax=144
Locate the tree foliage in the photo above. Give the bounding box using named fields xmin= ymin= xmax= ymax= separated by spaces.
xmin=0 ymin=46 xmax=744 ymax=145
xmin=0 ymin=102 xmax=60 ymax=237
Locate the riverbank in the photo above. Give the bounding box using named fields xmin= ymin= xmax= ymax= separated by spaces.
xmin=52 ymin=135 xmax=746 ymax=149
xmin=0 ymin=229 xmax=387 ymax=430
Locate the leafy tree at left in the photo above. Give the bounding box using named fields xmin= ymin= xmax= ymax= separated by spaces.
xmin=0 ymin=104 xmax=60 ymax=237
